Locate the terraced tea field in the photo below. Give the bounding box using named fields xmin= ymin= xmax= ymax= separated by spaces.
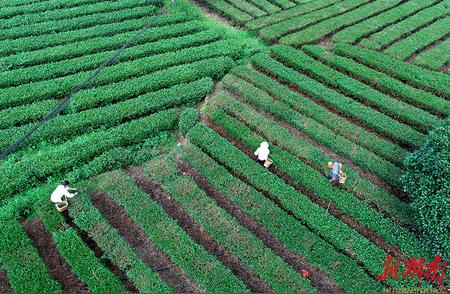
xmin=0 ymin=0 xmax=448 ymax=292
xmin=200 ymin=0 xmax=450 ymax=72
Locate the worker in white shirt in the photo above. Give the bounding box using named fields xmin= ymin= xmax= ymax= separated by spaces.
xmin=254 ymin=141 xmax=270 ymax=166
xmin=50 ymin=180 xmax=77 ymax=205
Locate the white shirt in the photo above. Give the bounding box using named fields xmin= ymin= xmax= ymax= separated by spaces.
xmin=254 ymin=146 xmax=270 ymax=161
xmin=51 ymin=185 xmax=75 ymax=203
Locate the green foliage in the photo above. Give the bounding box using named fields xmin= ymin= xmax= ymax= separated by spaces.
xmin=403 ymin=119 xmax=450 ymax=260
xmin=0 ymin=14 xmax=195 ymax=70
xmin=245 ymin=0 xmax=280 ymax=14
xmin=94 ymin=170 xmax=249 ymax=293
xmin=187 ymin=123 xmax=397 ymax=284
xmin=2 ymin=0 xmax=447 ymax=291
xmin=206 ymin=103 xmax=428 ymax=260
xmin=0 ymin=132 xmax=174 ymax=211
xmin=145 ymin=155 xmax=314 ymax=292
xmin=0 ymin=183 xmax=57 ymax=220
xmin=272 ymin=45 xmax=439 ymax=133
xmin=384 ymin=17 xmax=450 ymax=60
xmin=66 ymin=132 xmax=177 ymax=183
xmin=212 ymin=88 xmax=413 ymax=225
xmin=0 ymin=12 xmax=161 ymax=57
xmin=53 ymin=228 xmax=125 ymax=293
xmin=0 ymin=219 xmax=62 ymax=293
xmin=279 ymin=0 xmax=402 ymax=45
xmin=246 ymin=0 xmax=338 ymax=31
xmin=227 ymin=0 xmax=266 ymax=18
xmin=201 ymin=0 xmax=252 ymax=25
xmin=413 ymin=38 xmax=450 ymax=71
xmin=0 ymin=26 xmax=219 ymax=88
xmin=257 ymin=0 xmax=368 ymax=42
xmin=0 ymin=100 xmax=58 ymax=130
xmin=179 ymin=108 xmax=200 ymax=135
xmin=304 ymin=45 xmax=450 ymax=117
xmin=0 ymin=0 xmax=156 ymax=30
xmin=232 ymin=65 xmax=408 ymax=166
xmin=69 ymin=193 xmax=171 ymax=292
xmin=223 ymin=71 xmax=405 ymax=188
xmin=180 ymin=143 xmax=382 ymax=293
xmin=334 ymin=43 xmax=450 ymax=98
xmin=0 ymin=0 xmax=37 ymax=8
xmin=359 ymin=2 xmax=449 ymax=50
xmin=170 ymin=0 xmax=267 ymax=58
xmin=0 ymin=38 xmax=235 ymax=109
xmin=35 ymin=190 xmax=66 ymax=233
xmin=332 ymin=0 xmax=436 ymax=43
xmin=252 ymin=51 xmax=425 ymax=150
xmin=0 ymin=79 xmax=213 ymax=151
xmin=68 ymin=56 xmax=235 ymax=112
xmin=0 ymin=0 xmax=103 ymax=19
xmin=269 ymin=0 xmax=296 ymax=9
xmin=0 ymin=109 xmax=178 ymax=201
xmin=1 ymin=5 xmax=157 ymax=40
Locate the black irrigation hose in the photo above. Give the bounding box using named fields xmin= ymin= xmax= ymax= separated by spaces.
xmin=0 ymin=0 xmax=178 ymax=160
xmin=154 ymin=263 xmax=176 ymax=272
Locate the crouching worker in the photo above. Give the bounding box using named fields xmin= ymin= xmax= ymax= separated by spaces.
xmin=254 ymin=141 xmax=272 ymax=168
xmin=51 ymin=180 xmax=77 ymax=212
xmin=326 ymin=161 xmax=342 ymax=187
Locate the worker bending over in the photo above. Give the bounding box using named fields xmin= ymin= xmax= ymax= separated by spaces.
xmin=326 ymin=161 xmax=342 ymax=187
xmin=51 ymin=180 xmax=77 ymax=207
xmin=254 ymin=141 xmax=273 ymax=168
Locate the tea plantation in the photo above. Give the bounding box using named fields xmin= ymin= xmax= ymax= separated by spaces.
xmin=0 ymin=0 xmax=448 ymax=292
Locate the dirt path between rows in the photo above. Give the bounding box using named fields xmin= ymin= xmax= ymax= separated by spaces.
xmin=176 ymin=158 xmax=344 ymax=293
xmin=89 ymin=190 xmax=202 ymax=293
xmin=217 ymin=99 xmax=408 ymax=225
xmin=193 ymin=120 xmax=382 ymax=283
xmin=0 ymin=269 xmax=12 ymax=293
xmin=127 ymin=166 xmax=274 ymax=293
xmin=203 ymin=119 xmax=407 ymax=262
xmin=22 ymin=218 xmax=87 ymax=293
xmin=189 ymin=0 xmax=238 ymax=28
xmin=440 ymin=62 xmax=449 ymax=73
xmin=223 ymin=86 xmax=409 ymax=202
xmin=252 ymin=63 xmax=417 ymax=152
xmin=61 ymin=211 xmax=139 ymax=293
xmin=300 ymin=48 xmax=447 ymax=119
xmin=406 ymin=34 xmax=449 ymax=63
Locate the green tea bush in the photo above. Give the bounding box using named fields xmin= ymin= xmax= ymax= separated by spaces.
xmin=180 ymin=143 xmax=381 ymax=293
xmin=334 ymin=43 xmax=450 ymax=97
xmin=0 ymin=5 xmax=157 ymax=40
xmin=247 ymin=0 xmax=340 ymax=31
xmin=0 ymin=219 xmax=62 ymax=293
xmin=359 ymin=2 xmax=449 ymax=51
xmin=384 ymin=17 xmax=450 ymax=60
xmin=96 ymin=170 xmax=249 ymax=293
xmin=332 ymin=0 xmax=436 ymax=44
xmin=0 ymin=0 xmax=103 ymax=19
xmin=53 ymin=228 xmax=125 ymax=293
xmin=69 ymin=193 xmax=171 ymax=292
xmin=0 ymin=109 xmax=178 ymax=201
xmin=403 ymin=118 xmax=450 ymax=259
xmin=179 ymin=108 xmax=200 ymax=134
xmin=303 ymin=45 xmax=450 ymax=117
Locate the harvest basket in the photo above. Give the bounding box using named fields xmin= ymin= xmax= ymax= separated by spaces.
xmin=55 ymin=195 xmax=68 ymax=212
xmin=55 ymin=201 xmax=68 ymax=212
xmin=339 ymin=172 xmax=347 ymax=184
xmin=264 ymin=158 xmax=273 ymax=168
